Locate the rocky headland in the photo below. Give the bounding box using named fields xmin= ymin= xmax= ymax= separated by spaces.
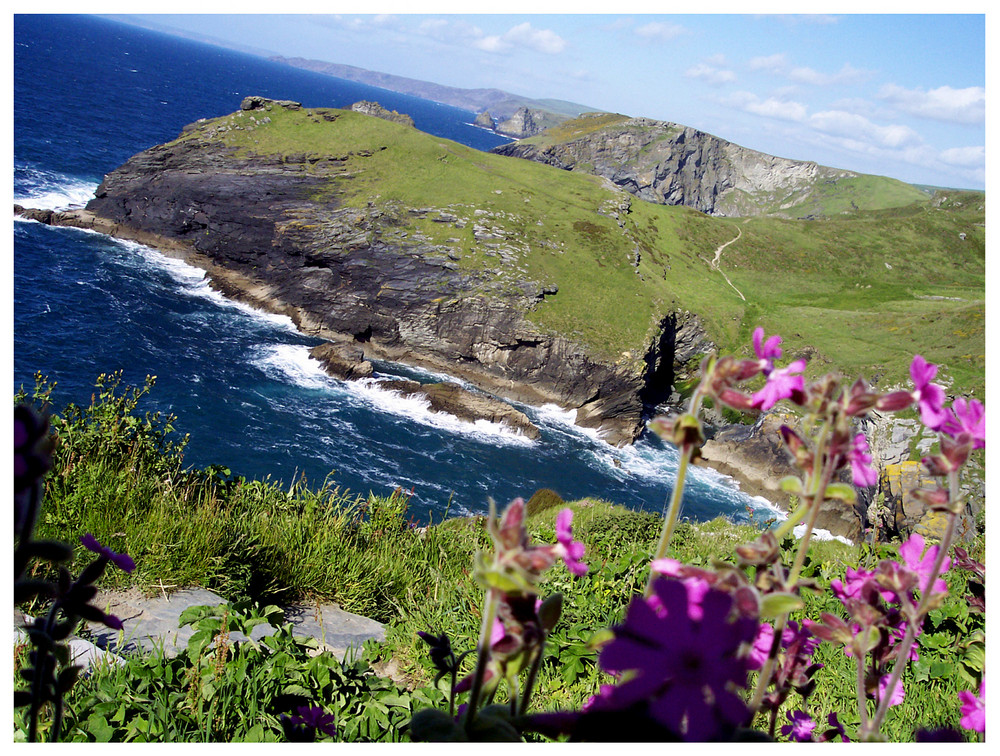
xmin=15 ymin=97 xmax=709 ymax=447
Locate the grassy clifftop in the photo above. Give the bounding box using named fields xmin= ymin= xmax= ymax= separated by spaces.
xmin=182 ymin=103 xmax=984 ymax=399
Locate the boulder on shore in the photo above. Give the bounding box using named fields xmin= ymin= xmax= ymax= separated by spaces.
xmin=309 ymin=342 xmax=374 ymax=380
xmin=378 ymin=379 xmax=540 ymax=440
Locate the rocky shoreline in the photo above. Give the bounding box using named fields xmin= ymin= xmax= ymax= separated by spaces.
xmin=22 ymin=202 xmax=973 ymax=543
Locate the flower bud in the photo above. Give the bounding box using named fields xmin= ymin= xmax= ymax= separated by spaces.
xmin=876 ymin=391 xmax=915 ymax=412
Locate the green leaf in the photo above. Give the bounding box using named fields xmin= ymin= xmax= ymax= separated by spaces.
xmin=780 ymin=476 xmax=804 ymax=494
xmin=825 ymin=483 xmax=857 ymax=504
xmin=930 ymin=660 xmax=955 ymax=678
xmin=760 ymin=592 xmax=804 ymax=618
xmin=378 ymin=692 xmax=411 ymax=708
xmin=86 ymin=714 xmax=115 ymax=742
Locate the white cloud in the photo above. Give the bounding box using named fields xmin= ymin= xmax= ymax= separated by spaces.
xmin=939 ymin=145 xmax=985 ymax=168
xmin=749 ymin=53 xmax=787 ymax=73
xmin=634 ymin=21 xmax=688 ymax=42
xmin=808 ymin=109 xmax=921 ymax=149
xmin=788 ymin=63 xmax=869 ymax=86
xmin=878 ymin=84 xmax=985 ymax=125
xmin=724 ymin=91 xmax=807 ymax=122
xmin=685 ymin=62 xmax=736 ymax=86
xmin=473 ymin=22 xmax=567 ymax=55
xmin=747 ymin=55 xmax=869 ymax=86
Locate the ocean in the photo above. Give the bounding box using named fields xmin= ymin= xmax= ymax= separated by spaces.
xmin=13 ymin=14 xmax=779 ymax=527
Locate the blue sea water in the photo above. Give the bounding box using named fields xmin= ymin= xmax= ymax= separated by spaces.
xmin=13 ymin=14 xmax=779 ymax=527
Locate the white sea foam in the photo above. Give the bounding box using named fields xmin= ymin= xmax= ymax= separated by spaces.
xmin=753 ymin=497 xmax=855 ymax=545
xmin=14 ymin=169 xmax=98 ymax=211
xmin=252 ymin=344 xmax=336 ymax=391
xmin=106 ymin=238 xmax=299 ymax=332
xmin=794 ymin=524 xmax=854 ymax=546
xmin=345 ymin=378 xmax=536 ymax=446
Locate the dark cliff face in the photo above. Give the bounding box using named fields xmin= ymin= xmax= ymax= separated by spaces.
xmin=82 ymin=103 xmax=676 ymax=445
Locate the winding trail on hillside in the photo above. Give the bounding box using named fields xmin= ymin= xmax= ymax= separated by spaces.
xmin=706 ymin=225 xmax=745 ymax=301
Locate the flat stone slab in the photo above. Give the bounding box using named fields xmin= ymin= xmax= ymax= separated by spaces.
xmin=16 ymin=587 xmax=385 ymax=668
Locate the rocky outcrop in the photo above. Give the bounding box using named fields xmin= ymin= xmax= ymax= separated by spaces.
xmin=492 ymin=113 xmax=857 ymax=217
xmin=474 ymin=111 xmax=495 ymax=130
xmin=350 ymin=101 xmax=415 ymax=128
xmin=309 ymin=342 xmax=373 ymax=380
xmin=377 ymin=380 xmax=540 ymax=440
xmin=699 ymin=413 xmax=867 ymax=541
xmin=496 ymin=107 xmax=544 ymax=139
xmin=242 ymin=95 xmax=301 ymax=112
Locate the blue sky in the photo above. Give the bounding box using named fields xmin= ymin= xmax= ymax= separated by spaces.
xmin=111 ymin=9 xmax=986 ymax=189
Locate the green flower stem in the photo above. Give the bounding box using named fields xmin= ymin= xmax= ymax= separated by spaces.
xmin=856 ymin=649 xmax=869 ymax=734
xmin=518 ymin=642 xmax=545 ymax=717
xmin=463 ymin=587 xmax=500 ymax=729
xmin=864 ymin=468 xmax=961 ymax=737
xmin=645 ymin=442 xmax=694 ymax=598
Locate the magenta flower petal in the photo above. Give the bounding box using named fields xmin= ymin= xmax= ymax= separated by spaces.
xmin=751 ymin=359 xmax=805 ymax=411
xmin=780 ymin=710 xmax=816 ymax=742
xmin=958 ymin=679 xmax=985 ymax=733
xmin=849 ymin=433 xmax=879 ymax=488
xmin=752 ymin=327 xmax=783 ymax=367
xmin=910 ymin=355 xmax=949 ymax=430
xmin=879 ymin=674 xmax=905 ymax=707
xmin=942 ymin=397 xmax=985 ymax=449
xmin=555 ymin=508 xmax=588 ymax=575
xmin=899 ymin=533 xmax=950 ymax=596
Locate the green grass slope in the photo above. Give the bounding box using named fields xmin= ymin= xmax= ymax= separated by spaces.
xmin=183 ymin=104 xmax=984 ymax=400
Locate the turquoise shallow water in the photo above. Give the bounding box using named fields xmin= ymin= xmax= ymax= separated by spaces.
xmin=14 ymin=14 xmax=779 ymax=527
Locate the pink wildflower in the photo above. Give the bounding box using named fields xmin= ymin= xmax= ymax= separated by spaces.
xmin=958 ymin=678 xmax=985 ymax=733
xmin=555 ymin=508 xmax=588 ymax=575
xmin=898 ymin=533 xmax=949 ymax=597
xmin=751 ymin=359 xmax=806 ymax=411
xmin=849 ymin=433 xmax=879 ymax=488
xmin=910 ymin=355 xmax=948 ymax=430
xmin=748 ymin=622 xmax=774 ymax=670
xmin=650 ymin=558 xmax=710 ymax=620
xmin=941 ymin=397 xmax=985 ymax=449
xmin=752 ymin=327 xmax=783 ymax=369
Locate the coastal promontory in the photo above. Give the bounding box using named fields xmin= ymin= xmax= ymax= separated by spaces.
xmin=32 ymin=97 xmax=734 ymax=446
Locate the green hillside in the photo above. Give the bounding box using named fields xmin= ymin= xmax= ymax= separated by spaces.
xmin=200 ymin=105 xmax=985 ymax=400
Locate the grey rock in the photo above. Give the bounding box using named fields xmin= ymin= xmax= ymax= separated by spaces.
xmin=43 ymin=587 xmax=387 ymax=665
xmin=309 ymin=341 xmax=374 ymax=380
xmin=496 ymin=107 xmax=544 ymax=139
xmin=350 ymin=100 xmax=415 ymax=128
xmin=493 ymin=114 xmax=856 ymax=217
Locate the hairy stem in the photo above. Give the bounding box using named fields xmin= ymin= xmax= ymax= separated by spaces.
xmin=463 ymin=588 xmax=500 ymax=729
xmin=645 ymin=443 xmax=694 ymax=597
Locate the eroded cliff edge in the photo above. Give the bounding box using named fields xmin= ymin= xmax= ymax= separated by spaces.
xmin=21 ymin=98 xmax=716 ymax=446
